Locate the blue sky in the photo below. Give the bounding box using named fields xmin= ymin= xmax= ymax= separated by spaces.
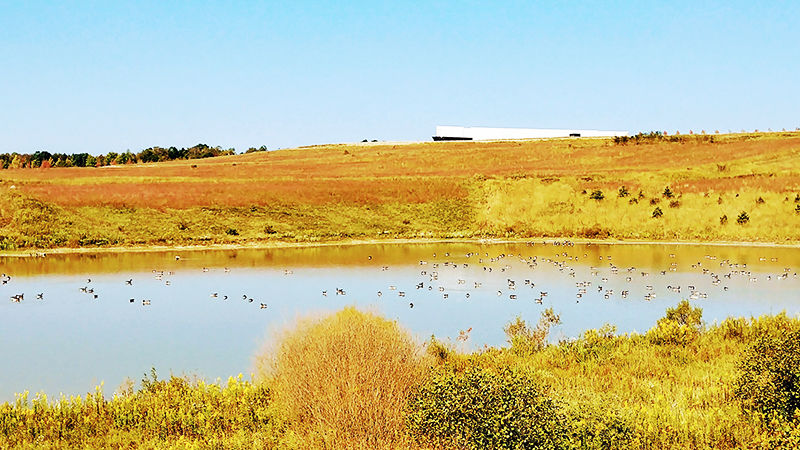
xmin=2 ymin=1 xmax=799 ymax=153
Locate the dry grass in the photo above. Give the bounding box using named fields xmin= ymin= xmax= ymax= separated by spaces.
xmin=255 ymin=307 xmax=426 ymax=449
xmin=5 ymin=132 xmax=800 ymax=209
xmin=18 ymin=177 xmax=465 ymax=208
xmin=2 ymin=131 xmax=800 ymax=249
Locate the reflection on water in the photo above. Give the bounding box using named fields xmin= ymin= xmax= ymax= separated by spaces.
xmin=1 ymin=241 xmax=799 ymax=402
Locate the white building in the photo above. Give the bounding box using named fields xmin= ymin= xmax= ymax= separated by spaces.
xmin=433 ymin=126 xmax=629 ymax=141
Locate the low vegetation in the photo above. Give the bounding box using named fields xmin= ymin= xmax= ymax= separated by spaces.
xmin=256 ymin=307 xmax=425 ymax=448
xmin=1 ymin=132 xmax=800 ymax=251
xmin=4 ymin=304 xmax=800 ymax=448
xmin=0 ymin=374 xmax=278 ymax=448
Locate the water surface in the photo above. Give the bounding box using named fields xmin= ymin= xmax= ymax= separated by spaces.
xmin=1 ymin=242 xmax=799 ymax=402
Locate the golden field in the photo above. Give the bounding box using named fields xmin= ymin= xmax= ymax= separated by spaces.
xmin=1 ymin=132 xmax=800 ymax=250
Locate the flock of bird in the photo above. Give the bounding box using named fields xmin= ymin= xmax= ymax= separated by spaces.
xmin=312 ymin=243 xmax=798 ymax=310
xmin=3 ymin=242 xmax=799 ymax=316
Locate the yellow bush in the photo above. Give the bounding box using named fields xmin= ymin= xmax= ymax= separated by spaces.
xmin=256 ymin=307 xmax=425 ymax=448
xmin=647 ymin=300 xmax=703 ymax=346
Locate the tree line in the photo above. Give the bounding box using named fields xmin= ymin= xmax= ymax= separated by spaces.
xmin=0 ymin=144 xmax=268 ymax=169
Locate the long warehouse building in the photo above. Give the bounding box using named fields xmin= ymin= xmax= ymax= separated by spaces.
xmin=433 ymin=126 xmax=629 ymax=141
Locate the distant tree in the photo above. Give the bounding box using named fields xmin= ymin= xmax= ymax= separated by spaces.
xmin=18 ymin=154 xmax=32 ymax=168
xmin=71 ymin=153 xmax=89 ymax=167
xmin=245 ymin=145 xmax=269 ymax=154
xmin=139 ymin=148 xmax=159 ymax=163
xmin=149 ymin=146 xmax=170 ymax=161
xmin=168 ymin=146 xmax=185 ymax=160
xmin=186 ymin=144 xmax=215 ymax=159
xmin=114 ymin=151 xmax=136 ymax=164
xmin=9 ymin=154 xmax=22 ymax=169
xmin=31 ymin=151 xmax=52 ymax=167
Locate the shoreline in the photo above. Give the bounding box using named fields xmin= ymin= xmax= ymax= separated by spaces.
xmin=2 ymin=236 xmax=799 ymax=258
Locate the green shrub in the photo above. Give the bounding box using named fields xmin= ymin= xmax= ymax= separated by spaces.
xmin=748 ymin=416 xmax=800 ymax=448
xmin=590 ymin=189 xmax=605 ymax=200
xmin=647 ymin=300 xmax=703 ymax=346
xmin=663 ymin=186 xmax=674 ymax=198
xmin=720 ymin=214 xmax=728 ymax=225
xmin=748 ymin=313 xmax=800 ymax=340
xmin=504 ymin=309 xmax=561 ymax=356
xmin=617 ymin=186 xmax=629 ymax=198
xmin=406 ymin=367 xmax=568 ymax=449
xmin=563 ymin=324 xmax=618 ymax=362
xmin=735 ymin=328 xmax=800 ymax=422
xmin=718 ymin=317 xmax=747 ymax=340
xmin=737 ymin=211 xmax=750 ymax=224
xmin=652 ymin=207 xmax=663 ymax=218
xmin=565 ymin=404 xmax=635 ymax=449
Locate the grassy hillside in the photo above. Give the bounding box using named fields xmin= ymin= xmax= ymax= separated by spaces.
xmin=2 ymin=132 xmax=800 ymax=250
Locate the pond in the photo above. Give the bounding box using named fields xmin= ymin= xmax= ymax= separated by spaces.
xmin=1 ymin=241 xmax=799 ymax=402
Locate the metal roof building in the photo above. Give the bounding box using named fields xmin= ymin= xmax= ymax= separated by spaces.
xmin=433 ymin=126 xmax=629 ymax=141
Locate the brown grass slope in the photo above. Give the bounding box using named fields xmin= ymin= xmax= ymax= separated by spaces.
xmin=1 ymin=132 xmax=800 ymax=250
